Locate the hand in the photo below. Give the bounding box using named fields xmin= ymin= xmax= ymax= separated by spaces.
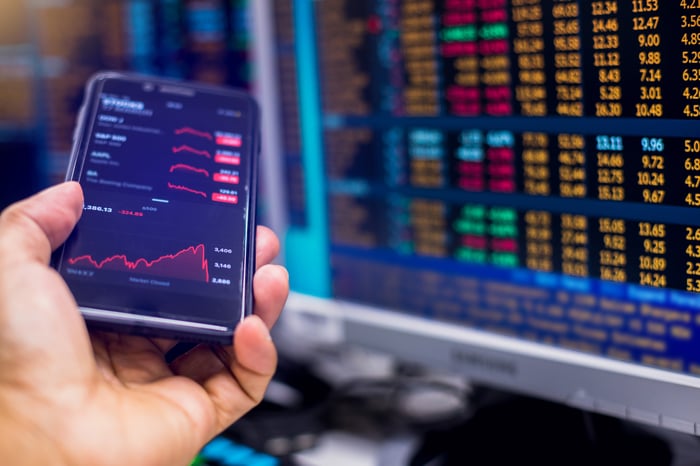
xmin=0 ymin=182 xmax=289 ymax=465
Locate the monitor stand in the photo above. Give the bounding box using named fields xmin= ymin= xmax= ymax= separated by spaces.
xmin=409 ymin=385 xmax=676 ymax=466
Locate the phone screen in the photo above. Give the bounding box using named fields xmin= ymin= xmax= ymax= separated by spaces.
xmin=54 ymin=74 xmax=258 ymax=339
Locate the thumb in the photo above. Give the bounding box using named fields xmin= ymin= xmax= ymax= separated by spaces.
xmin=0 ymin=182 xmax=83 ymax=266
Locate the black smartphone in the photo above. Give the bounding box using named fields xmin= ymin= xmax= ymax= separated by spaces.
xmin=52 ymin=72 xmax=260 ymax=344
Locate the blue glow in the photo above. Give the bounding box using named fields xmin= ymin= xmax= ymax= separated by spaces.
xmin=284 ymin=0 xmax=331 ymax=297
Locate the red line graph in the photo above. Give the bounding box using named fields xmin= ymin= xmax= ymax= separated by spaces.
xmin=175 ymin=127 xmax=213 ymax=140
xmin=167 ymin=182 xmax=207 ymax=198
xmin=68 ymin=244 xmax=210 ymax=282
xmin=172 ymin=145 xmax=212 ymax=159
xmin=169 ymin=163 xmax=210 ymax=177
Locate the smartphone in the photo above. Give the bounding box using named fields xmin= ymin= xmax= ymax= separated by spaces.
xmin=52 ymin=72 xmax=260 ymax=344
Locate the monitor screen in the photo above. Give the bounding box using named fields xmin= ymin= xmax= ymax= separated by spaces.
xmin=262 ymin=0 xmax=700 ymax=435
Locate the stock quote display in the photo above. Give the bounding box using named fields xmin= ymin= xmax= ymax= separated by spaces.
xmin=55 ymin=79 xmax=254 ymax=322
xmin=309 ymin=0 xmax=700 ymax=374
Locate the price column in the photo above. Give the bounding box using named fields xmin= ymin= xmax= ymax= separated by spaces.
xmin=560 ymin=213 xmax=589 ymax=277
xmin=521 ymin=132 xmax=551 ymax=196
xmin=594 ymin=135 xmax=625 ymax=202
xmin=408 ymin=129 xmax=445 ymax=188
xmin=685 ymin=226 xmax=700 ymax=293
xmin=636 ymin=137 xmax=666 ymax=205
xmin=636 ymin=222 xmax=668 ymax=285
xmin=400 ymin=0 xmax=440 ymax=115
xmin=441 ymin=0 xmax=479 ymax=115
xmin=454 ymin=130 xmax=484 ymax=191
xmin=598 ymin=218 xmax=627 ymax=283
xmin=479 ymin=2 xmax=511 ymax=116
xmin=486 ymin=131 xmax=516 ymax=193
xmin=453 ymin=204 xmax=488 ymax=264
xmin=683 ymin=138 xmax=700 ymax=207
xmin=680 ymin=1 xmax=700 ymax=118
xmin=552 ymin=0 xmax=583 ymax=116
xmin=523 ymin=210 xmax=554 ymax=272
xmin=632 ymin=0 xmax=664 ymax=118
xmin=557 ymin=133 xmax=587 ymax=198
xmin=637 ymin=220 xmax=668 ymax=289
xmin=489 ymin=207 xmax=519 ymax=268
xmin=511 ymin=0 xmax=547 ymax=116
xmin=590 ymin=1 xmax=622 ymax=117
xmin=410 ymin=199 xmax=449 ymax=257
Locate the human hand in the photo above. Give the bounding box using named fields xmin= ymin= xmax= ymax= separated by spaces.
xmin=0 ymin=182 xmax=289 ymax=465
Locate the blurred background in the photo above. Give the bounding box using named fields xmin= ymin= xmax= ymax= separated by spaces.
xmin=0 ymin=0 xmax=255 ymax=204
xmin=6 ymin=2 xmax=700 ymax=465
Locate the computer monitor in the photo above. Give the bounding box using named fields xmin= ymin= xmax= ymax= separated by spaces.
xmin=256 ymin=0 xmax=700 ymax=436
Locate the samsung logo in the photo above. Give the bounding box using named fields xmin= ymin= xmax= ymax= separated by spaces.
xmin=450 ymin=348 xmax=517 ymax=376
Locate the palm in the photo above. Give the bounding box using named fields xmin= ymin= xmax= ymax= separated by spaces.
xmin=68 ymin=333 xmax=249 ymax=465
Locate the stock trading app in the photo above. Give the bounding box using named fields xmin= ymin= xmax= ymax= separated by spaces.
xmin=307 ymin=0 xmax=700 ymax=375
xmin=55 ymin=77 xmax=256 ymax=326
